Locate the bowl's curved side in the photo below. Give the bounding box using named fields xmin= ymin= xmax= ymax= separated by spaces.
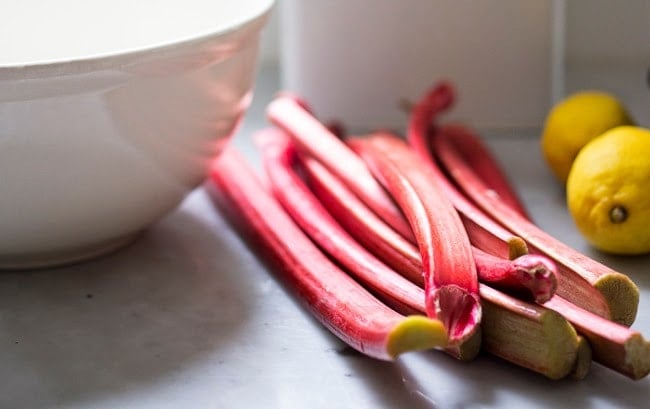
xmin=0 ymin=11 xmax=271 ymax=269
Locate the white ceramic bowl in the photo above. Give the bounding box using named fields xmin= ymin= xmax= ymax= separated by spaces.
xmin=0 ymin=0 xmax=274 ymax=269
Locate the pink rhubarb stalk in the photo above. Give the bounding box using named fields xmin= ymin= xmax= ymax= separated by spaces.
xmin=302 ymin=154 xmax=425 ymax=286
xmin=209 ymin=146 xmax=447 ymax=361
xmin=259 ymin=131 xmax=425 ymax=316
xmin=478 ymin=284 xmax=583 ymax=380
xmin=407 ymin=82 xmax=614 ymax=322
xmin=472 ymin=248 xmax=557 ymax=304
xmin=544 ymin=296 xmax=650 ymax=380
xmin=348 ymin=133 xmax=481 ymax=345
xmin=266 ymin=95 xmax=414 ymax=241
xmin=297 ymin=143 xmax=577 ymax=375
xmin=432 ymin=128 xmax=639 ymax=326
xmin=303 ymin=155 xmax=557 ymax=303
xmin=405 ymin=83 xmax=530 ymax=261
xmin=259 ymin=130 xmax=579 ymax=373
xmin=439 ymin=122 xmax=531 ymax=219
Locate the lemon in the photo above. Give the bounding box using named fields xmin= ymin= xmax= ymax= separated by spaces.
xmin=541 ymin=91 xmax=633 ymax=184
xmin=567 ymin=126 xmax=650 ymax=255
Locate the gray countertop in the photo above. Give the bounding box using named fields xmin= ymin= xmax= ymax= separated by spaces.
xmin=1 ymin=65 xmax=648 ymax=409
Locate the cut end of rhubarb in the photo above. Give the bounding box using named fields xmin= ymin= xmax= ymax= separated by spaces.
xmin=386 ymin=315 xmax=448 ymax=358
xmin=541 ymin=310 xmax=581 ymax=380
xmin=429 ymin=285 xmax=482 ymax=345
xmin=512 ymin=254 xmax=558 ymax=304
xmin=623 ymin=333 xmax=650 ymax=380
xmin=570 ymin=336 xmax=592 ymax=380
xmin=593 ymin=272 xmax=640 ymax=326
xmin=507 ymin=237 xmax=529 ymax=259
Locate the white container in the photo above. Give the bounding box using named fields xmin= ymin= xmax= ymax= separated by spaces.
xmin=0 ymin=0 xmax=274 ymax=269
xmin=279 ymin=0 xmax=560 ymax=132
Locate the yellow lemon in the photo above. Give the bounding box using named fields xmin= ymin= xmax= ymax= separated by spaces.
xmin=541 ymin=91 xmax=633 ymax=184
xmin=567 ymin=126 xmax=650 ymax=255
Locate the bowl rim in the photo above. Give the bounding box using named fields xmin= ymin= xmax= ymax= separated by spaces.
xmin=0 ymin=0 xmax=274 ymax=73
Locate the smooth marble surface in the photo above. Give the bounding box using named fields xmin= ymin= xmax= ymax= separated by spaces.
xmin=1 ymin=65 xmax=648 ymax=409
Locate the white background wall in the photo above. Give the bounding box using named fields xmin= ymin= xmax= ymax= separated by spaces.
xmin=564 ymin=0 xmax=649 ymax=126
xmin=259 ymin=0 xmax=649 ymax=127
xmin=565 ymin=0 xmax=649 ymax=66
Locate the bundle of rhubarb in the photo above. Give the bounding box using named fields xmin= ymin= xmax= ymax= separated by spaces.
xmin=209 ymin=81 xmax=650 ymax=381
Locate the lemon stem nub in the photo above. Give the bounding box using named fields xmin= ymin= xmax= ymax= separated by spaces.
xmin=609 ymin=206 xmax=628 ymax=224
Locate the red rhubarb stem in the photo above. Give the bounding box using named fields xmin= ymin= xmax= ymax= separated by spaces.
xmin=266 ymin=95 xmax=414 ymax=241
xmin=260 ymin=131 xmax=563 ymax=368
xmin=405 ymin=82 xmax=529 ymax=261
xmin=544 ymin=296 xmax=650 ymax=380
xmin=210 ymin=146 xmax=447 ymax=360
xmin=302 ymin=154 xmax=424 ymax=286
xmin=432 ymin=128 xmax=639 ymax=326
xmin=406 ymin=81 xmax=614 ymax=322
xmin=439 ymin=122 xmax=531 ymax=219
xmin=304 ymin=155 xmax=556 ymax=304
xmin=298 ymin=153 xmax=581 ymax=373
xmin=472 ymin=248 xmax=557 ymax=304
xmin=259 ymin=131 xmax=425 ymax=316
xmin=349 ymin=133 xmax=481 ymax=345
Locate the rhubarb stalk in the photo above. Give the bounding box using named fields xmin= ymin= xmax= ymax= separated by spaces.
xmin=259 ymin=132 xmax=425 ymax=316
xmin=303 ymin=156 xmax=556 ymax=303
xmin=265 ymin=133 xmax=579 ymax=374
xmin=402 ymin=82 xmax=529 ymax=219
xmin=544 ymin=296 xmax=650 ymax=380
xmin=299 ymin=119 xmax=646 ymax=379
xmin=266 ymin=95 xmax=414 ymax=241
xmin=302 ymin=154 xmax=424 ymax=286
xmin=479 ymin=284 xmax=581 ymax=380
xmin=432 ymin=129 xmax=640 ymax=326
xmin=210 ymin=146 xmax=447 ymax=360
xmin=439 ymin=122 xmax=531 ymax=219
xmin=472 ymin=248 xmax=557 ymax=304
xmin=348 ymin=133 xmax=481 ymax=345
xmin=407 ymin=82 xmax=614 ymax=322
xmin=405 ymin=83 xmax=530 ymax=261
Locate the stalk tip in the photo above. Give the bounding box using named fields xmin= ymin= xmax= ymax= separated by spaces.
xmin=507 ymin=237 xmax=529 ymax=259
xmin=623 ymin=333 xmax=650 ymax=380
xmin=570 ymin=336 xmax=592 ymax=380
xmin=429 ymin=285 xmax=482 ymax=345
xmin=594 ymin=272 xmax=640 ymax=326
xmin=387 ymin=316 xmax=448 ymax=358
xmin=513 ymin=254 xmax=558 ymax=303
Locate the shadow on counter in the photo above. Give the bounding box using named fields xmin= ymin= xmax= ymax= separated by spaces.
xmin=0 ymin=192 xmax=255 ymax=409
